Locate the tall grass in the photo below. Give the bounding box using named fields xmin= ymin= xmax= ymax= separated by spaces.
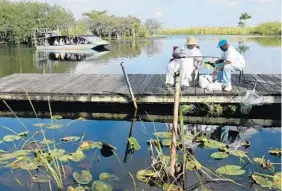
xmin=160 ymin=21 xmax=281 ymax=36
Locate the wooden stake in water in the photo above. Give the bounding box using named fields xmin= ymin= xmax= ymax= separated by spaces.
xmin=120 ymin=62 xmax=138 ymax=109
xmin=170 ymin=72 xmax=180 ymax=177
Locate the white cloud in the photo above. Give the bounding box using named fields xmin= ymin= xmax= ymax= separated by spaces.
xmin=208 ymin=0 xmax=238 ymax=6
xmin=153 ymin=11 xmax=163 ymax=18
xmin=247 ymin=0 xmax=274 ymax=3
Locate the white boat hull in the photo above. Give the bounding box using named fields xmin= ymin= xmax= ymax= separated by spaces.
xmin=36 ymin=44 xmax=98 ymax=50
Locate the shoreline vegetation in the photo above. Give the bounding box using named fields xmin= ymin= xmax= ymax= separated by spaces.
xmin=161 ymin=22 xmax=281 ymax=36
xmin=0 ymin=1 xmax=280 ymax=45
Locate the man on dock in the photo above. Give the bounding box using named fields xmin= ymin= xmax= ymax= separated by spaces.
xmin=211 ymin=39 xmax=246 ymax=92
xmin=166 ymin=36 xmax=202 ymax=89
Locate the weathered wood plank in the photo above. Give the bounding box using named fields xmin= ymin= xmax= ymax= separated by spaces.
xmin=258 ymin=74 xmax=281 ymax=94
xmin=244 ymin=74 xmax=269 ymax=95
xmin=136 ymin=74 xmax=154 ymax=94
xmin=251 ymin=74 xmax=277 ymax=96
xmin=232 ymin=74 xmax=247 ymax=93
xmin=143 ymin=75 xmax=160 ymax=95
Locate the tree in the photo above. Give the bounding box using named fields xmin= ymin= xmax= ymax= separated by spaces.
xmin=239 ymin=12 xmax=252 ymax=27
xmin=144 ymin=18 xmax=162 ymax=36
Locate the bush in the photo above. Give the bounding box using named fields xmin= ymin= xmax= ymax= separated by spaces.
xmin=251 ymin=21 xmax=281 ymax=36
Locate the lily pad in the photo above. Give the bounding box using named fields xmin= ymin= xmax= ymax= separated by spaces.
xmin=101 ymin=141 xmax=116 ymax=151
xmin=73 ymin=170 xmax=92 ymax=185
xmin=229 ymin=150 xmax=251 ymax=162
xmin=211 ymin=152 xmax=229 ymax=159
xmin=99 ymin=172 xmax=119 ymax=182
xmin=61 ymin=136 xmax=80 ymax=142
xmin=251 ymin=174 xmax=272 ymax=188
xmin=91 ymin=142 xmax=103 ymax=149
xmin=3 ymin=135 xmax=21 ymax=142
xmin=253 ymin=157 xmax=265 ymax=164
xmin=268 ymin=148 xmax=282 ymax=157
xmin=186 ymin=160 xmax=202 ymax=171
xmin=161 ymin=139 xmax=181 ymax=147
xmin=77 ymin=117 xmax=87 ymax=121
xmin=58 ymin=155 xmax=70 ymax=162
xmin=68 ymin=149 xmax=85 ymax=162
xmin=0 ymin=140 xmax=4 ymax=144
xmin=40 ymin=139 xmax=55 ymax=145
xmin=203 ymin=139 xmax=226 ymax=149
xmin=128 ymin=137 xmax=141 ymax=151
xmin=273 ymin=173 xmax=281 ymax=190
xmin=33 ymin=123 xmax=48 ymax=127
xmin=154 ymin=132 xmax=172 ymax=139
xmin=91 ymin=180 xmax=113 ymax=191
xmin=51 ymin=115 xmax=63 ymax=119
xmin=136 ymin=169 xmax=157 ymax=183
xmin=163 ymin=183 xmax=183 ymax=191
xmin=32 ymin=175 xmax=50 ymax=183
xmin=49 ymin=149 xmax=65 ymax=158
xmin=46 ymin=124 xmax=63 ymax=129
xmin=9 ymin=160 xmax=38 ymax=170
xmin=79 ymin=141 xmax=93 ymax=150
xmin=67 ymin=186 xmax=87 ymax=191
xmin=17 ymin=131 xmax=29 ymax=137
xmin=216 ymin=165 xmax=245 ymax=176
xmin=0 ymin=150 xmax=31 ymax=161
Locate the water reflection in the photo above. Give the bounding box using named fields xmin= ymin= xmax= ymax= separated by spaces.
xmin=0 ymin=36 xmax=280 ymax=78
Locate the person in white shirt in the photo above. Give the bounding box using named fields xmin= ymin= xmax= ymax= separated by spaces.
xmin=166 ymin=37 xmax=203 ymax=89
xmin=213 ymin=39 xmax=246 ymax=91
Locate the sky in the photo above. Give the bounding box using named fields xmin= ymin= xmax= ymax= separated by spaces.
xmin=28 ymin=0 xmax=282 ymax=28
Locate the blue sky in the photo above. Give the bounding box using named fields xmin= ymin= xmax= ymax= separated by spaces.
xmin=42 ymin=0 xmax=280 ymax=27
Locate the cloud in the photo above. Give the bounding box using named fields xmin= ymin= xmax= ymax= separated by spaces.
xmin=208 ymin=0 xmax=238 ymax=6
xmin=153 ymin=11 xmax=163 ymax=18
xmin=246 ymin=0 xmax=274 ymax=3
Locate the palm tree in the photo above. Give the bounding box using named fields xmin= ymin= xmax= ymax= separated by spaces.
xmin=239 ymin=12 xmax=252 ymax=27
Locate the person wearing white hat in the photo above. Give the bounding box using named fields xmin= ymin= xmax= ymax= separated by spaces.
xmin=165 ymin=37 xmax=203 ymax=89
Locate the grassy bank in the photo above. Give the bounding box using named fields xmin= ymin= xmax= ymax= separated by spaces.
xmin=161 ymin=21 xmax=281 ymax=36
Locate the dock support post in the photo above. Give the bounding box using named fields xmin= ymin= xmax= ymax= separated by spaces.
xmin=170 ymin=72 xmax=180 ymax=177
xmin=120 ymin=62 xmax=138 ymax=109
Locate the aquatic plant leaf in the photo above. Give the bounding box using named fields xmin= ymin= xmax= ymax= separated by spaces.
xmin=216 ymin=165 xmax=245 ymax=176
xmin=32 ymin=123 xmax=48 ymax=127
xmin=0 ymin=140 xmax=3 ymax=144
xmin=136 ymin=169 xmax=158 ymax=183
xmin=32 ymin=175 xmax=50 ymax=183
xmin=73 ymin=170 xmax=92 ymax=184
xmin=128 ymin=137 xmax=141 ymax=151
xmin=67 ymin=186 xmax=87 ymax=191
xmin=273 ymin=173 xmax=281 ymax=190
xmin=9 ymin=160 xmax=38 ymax=170
xmin=203 ymin=139 xmax=226 ymax=149
xmin=3 ymin=135 xmax=21 ymax=142
xmin=154 ymin=132 xmax=172 ymax=139
xmin=162 ymin=139 xmax=171 ymax=146
xmin=17 ymin=131 xmax=29 ymax=137
xmin=163 ymin=183 xmax=183 ymax=191
xmin=40 ymin=139 xmax=55 ymax=145
xmin=46 ymin=124 xmax=63 ymax=129
xmin=49 ymin=149 xmax=66 ymax=158
xmin=91 ymin=180 xmax=113 ymax=191
xmin=229 ymin=150 xmax=252 ymax=162
xmin=101 ymin=141 xmax=116 ymax=151
xmin=58 ymin=155 xmax=69 ymax=162
xmin=251 ymin=174 xmax=273 ymax=188
xmin=91 ymin=142 xmax=103 ymax=149
xmin=253 ymin=157 xmax=265 ymax=164
xmin=99 ymin=172 xmax=119 ymax=182
xmin=68 ymin=149 xmax=85 ymax=162
xmin=186 ymin=160 xmax=202 ymax=171
xmin=0 ymin=150 xmax=31 ymax=161
xmin=268 ymin=148 xmax=282 ymax=157
xmin=61 ymin=136 xmax=80 ymax=142
xmin=51 ymin=115 xmax=63 ymax=119
xmin=242 ymin=140 xmax=250 ymax=148
xmin=79 ymin=141 xmax=93 ymax=150
xmin=211 ymin=152 xmax=229 ymax=159
xmin=77 ymin=117 xmax=87 ymax=121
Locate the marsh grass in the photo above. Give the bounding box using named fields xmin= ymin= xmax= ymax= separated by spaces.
xmin=160 ymin=21 xmax=281 ymax=36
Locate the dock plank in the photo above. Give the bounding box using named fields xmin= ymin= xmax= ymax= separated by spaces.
xmin=0 ymin=73 xmax=280 ymax=104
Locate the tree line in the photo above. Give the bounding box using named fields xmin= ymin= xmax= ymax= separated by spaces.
xmin=0 ymin=0 xmax=162 ymax=43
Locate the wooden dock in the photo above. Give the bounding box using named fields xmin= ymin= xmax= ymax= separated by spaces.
xmin=0 ymin=73 xmax=280 ymax=104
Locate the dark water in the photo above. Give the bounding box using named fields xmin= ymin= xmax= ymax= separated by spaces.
xmin=0 ymin=117 xmax=280 ymax=190
xmin=0 ymin=36 xmax=281 ymax=190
